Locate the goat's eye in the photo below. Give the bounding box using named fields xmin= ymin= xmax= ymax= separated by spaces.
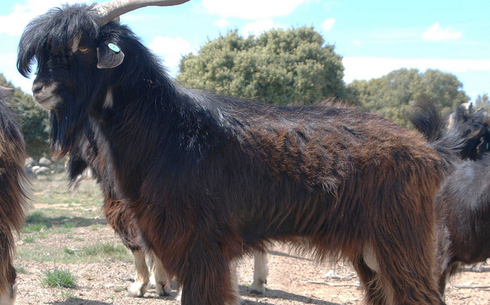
xmin=78 ymin=46 xmax=89 ymax=53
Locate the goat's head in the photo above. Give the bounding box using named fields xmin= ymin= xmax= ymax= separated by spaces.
xmin=17 ymin=0 xmax=188 ymax=156
xmin=448 ymin=102 xmax=490 ymax=160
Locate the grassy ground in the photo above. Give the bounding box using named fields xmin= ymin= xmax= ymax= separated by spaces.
xmin=17 ymin=173 xmax=132 ymax=273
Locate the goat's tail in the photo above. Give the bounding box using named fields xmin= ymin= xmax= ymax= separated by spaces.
xmin=408 ymin=100 xmax=464 ymax=174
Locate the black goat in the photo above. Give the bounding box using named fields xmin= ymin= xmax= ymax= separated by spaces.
xmin=18 ymin=1 xmax=462 ymax=304
xmin=447 ymin=102 xmax=490 ymax=159
xmin=410 ymin=101 xmax=490 ymax=296
xmin=67 ymin=129 xmax=172 ymax=297
xmin=436 ymin=154 xmax=490 ymax=295
xmin=0 ymin=85 xmax=29 ymax=304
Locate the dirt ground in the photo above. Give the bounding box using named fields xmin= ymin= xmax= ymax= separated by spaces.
xmin=13 ymin=225 xmax=490 ymax=305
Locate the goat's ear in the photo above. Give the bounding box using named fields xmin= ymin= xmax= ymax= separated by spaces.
xmin=96 ymin=42 xmax=125 ymax=69
xmin=477 ymin=136 xmax=490 ymax=155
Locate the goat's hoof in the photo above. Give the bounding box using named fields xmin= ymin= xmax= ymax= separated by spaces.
xmin=470 ymin=262 xmax=484 ymax=272
xmin=127 ymin=281 xmax=148 ymax=297
xmin=155 ymin=282 xmax=172 ymax=296
xmin=249 ymin=285 xmax=266 ymax=295
xmin=250 ymin=279 xmax=266 ymax=295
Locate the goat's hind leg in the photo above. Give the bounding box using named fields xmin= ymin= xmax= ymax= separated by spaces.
xmin=250 ymin=250 xmax=268 ymax=295
xmin=354 ymin=259 xmax=382 ymax=305
xmin=355 ymin=245 xmax=392 ymax=305
xmin=361 ymin=241 xmax=445 ymax=305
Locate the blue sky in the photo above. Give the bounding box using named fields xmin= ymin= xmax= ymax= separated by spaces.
xmin=0 ymin=0 xmax=489 ymax=102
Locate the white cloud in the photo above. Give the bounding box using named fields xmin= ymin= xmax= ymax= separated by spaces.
xmin=149 ymin=36 xmax=193 ymax=76
xmin=0 ymin=52 xmax=33 ymax=93
xmin=0 ymin=0 xmax=82 ymax=36
xmin=322 ymin=18 xmax=335 ymax=32
xmin=202 ymin=0 xmax=308 ymax=19
xmin=342 ymin=57 xmax=490 ymax=83
xmin=422 ymin=22 xmax=462 ymax=41
xmin=242 ymin=19 xmax=277 ymax=36
xmin=215 ymin=18 xmax=229 ymax=28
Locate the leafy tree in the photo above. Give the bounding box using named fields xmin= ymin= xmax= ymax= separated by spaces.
xmin=0 ymin=74 xmax=50 ymax=158
xmin=475 ymin=93 xmax=490 ymax=111
xmin=348 ymin=69 xmax=469 ymax=128
xmin=177 ymin=27 xmax=348 ymax=105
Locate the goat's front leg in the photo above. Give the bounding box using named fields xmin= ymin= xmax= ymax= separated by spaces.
xmin=149 ymin=252 xmax=172 ymax=296
xmin=179 ymin=245 xmax=241 ymax=305
xmin=127 ymin=250 xmax=150 ymax=297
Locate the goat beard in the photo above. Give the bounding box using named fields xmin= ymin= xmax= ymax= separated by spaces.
xmin=49 ymin=102 xmax=89 ymax=159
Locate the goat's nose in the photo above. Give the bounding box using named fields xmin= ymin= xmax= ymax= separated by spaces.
xmin=32 ymin=82 xmax=43 ymax=95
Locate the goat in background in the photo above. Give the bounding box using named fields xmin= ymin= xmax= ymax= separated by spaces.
xmin=0 ymin=85 xmax=30 ymax=305
xmin=410 ymin=101 xmax=490 ymax=297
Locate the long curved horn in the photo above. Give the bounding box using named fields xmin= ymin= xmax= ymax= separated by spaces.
xmin=94 ymin=0 xmax=190 ymax=26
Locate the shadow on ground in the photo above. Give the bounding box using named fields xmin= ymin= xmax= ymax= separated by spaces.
xmin=49 ymin=298 xmax=112 ymax=305
xmin=240 ymin=286 xmax=339 ymax=305
xmin=25 ymin=212 xmax=107 ymax=229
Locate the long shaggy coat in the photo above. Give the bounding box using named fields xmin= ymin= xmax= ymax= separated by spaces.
xmin=17 ymin=5 xmax=459 ymax=304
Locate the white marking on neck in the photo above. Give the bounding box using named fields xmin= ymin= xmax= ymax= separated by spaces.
xmin=104 ymin=89 xmax=113 ymax=109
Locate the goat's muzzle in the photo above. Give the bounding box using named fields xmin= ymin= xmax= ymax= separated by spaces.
xmin=32 ymin=81 xmax=60 ymax=110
